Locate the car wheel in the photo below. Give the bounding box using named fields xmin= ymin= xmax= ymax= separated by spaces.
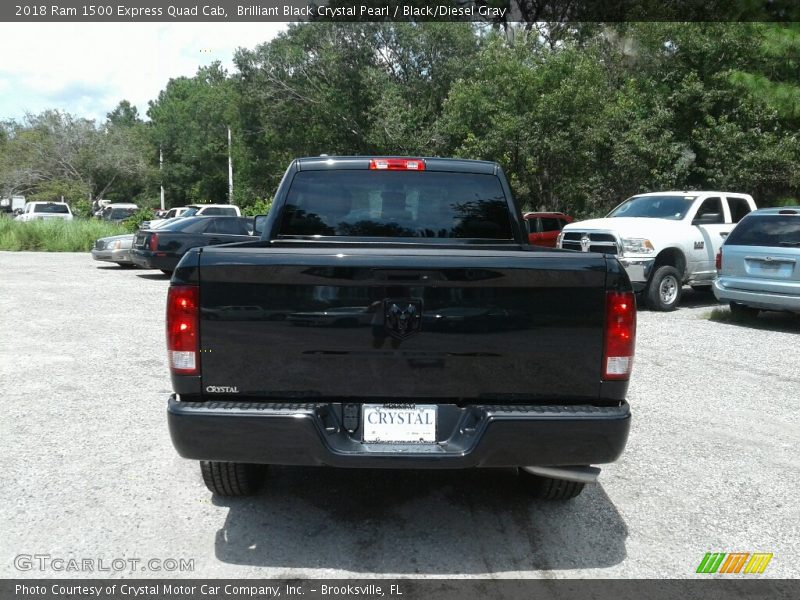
xmin=646 ymin=266 xmax=682 ymax=311
xmin=200 ymin=461 xmax=266 ymax=497
xmin=517 ymin=468 xmax=585 ymax=500
xmin=729 ymin=302 xmax=759 ymax=319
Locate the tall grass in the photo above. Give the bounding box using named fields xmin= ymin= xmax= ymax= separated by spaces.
xmin=0 ymin=218 xmax=127 ymax=251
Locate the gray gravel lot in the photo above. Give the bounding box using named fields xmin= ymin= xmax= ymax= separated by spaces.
xmin=1 ymin=251 xmax=799 ymax=579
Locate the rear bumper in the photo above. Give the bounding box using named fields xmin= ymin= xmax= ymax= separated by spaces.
xmin=131 ymin=249 xmax=180 ymax=271
xmin=713 ymin=279 xmax=800 ymax=311
xmin=167 ymin=396 xmax=631 ymax=468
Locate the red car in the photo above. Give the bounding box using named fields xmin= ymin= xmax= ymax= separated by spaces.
xmin=523 ymin=212 xmax=574 ymax=247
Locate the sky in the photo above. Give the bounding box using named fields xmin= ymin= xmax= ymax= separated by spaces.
xmin=0 ymin=23 xmax=287 ymax=123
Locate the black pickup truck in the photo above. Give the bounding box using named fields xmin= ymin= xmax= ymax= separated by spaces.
xmin=166 ymin=157 xmax=635 ymax=500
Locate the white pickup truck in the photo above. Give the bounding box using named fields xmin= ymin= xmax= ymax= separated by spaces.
xmin=557 ymin=191 xmax=757 ymax=310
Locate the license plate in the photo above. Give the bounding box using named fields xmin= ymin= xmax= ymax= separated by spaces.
xmin=362 ymin=404 xmax=437 ymax=443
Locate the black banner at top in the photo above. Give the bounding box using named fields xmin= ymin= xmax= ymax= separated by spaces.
xmin=3 ymin=0 xmax=800 ymax=23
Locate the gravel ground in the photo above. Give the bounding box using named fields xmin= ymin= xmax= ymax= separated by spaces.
xmin=1 ymin=251 xmax=798 ymax=579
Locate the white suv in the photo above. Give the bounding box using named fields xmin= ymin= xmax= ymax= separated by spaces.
xmin=558 ymin=191 xmax=757 ymax=310
xmin=15 ymin=201 xmax=74 ymax=222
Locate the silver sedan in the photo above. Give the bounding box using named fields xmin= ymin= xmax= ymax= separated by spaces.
xmin=91 ymin=233 xmax=136 ymax=267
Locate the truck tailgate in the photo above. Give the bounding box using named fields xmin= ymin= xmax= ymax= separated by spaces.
xmin=196 ymin=247 xmax=608 ymax=402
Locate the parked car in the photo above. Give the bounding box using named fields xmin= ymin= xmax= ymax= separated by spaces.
xmin=91 ymin=234 xmax=136 ymax=267
xmin=524 ymin=211 xmax=573 ymax=247
xmin=100 ymin=203 xmax=139 ymax=223
xmin=14 ymin=201 xmax=74 ymax=222
xmin=142 ymin=204 xmax=239 ymax=230
xmin=713 ymin=207 xmax=800 ymax=316
xmin=131 ymin=216 xmax=257 ymax=274
xmin=558 ymin=191 xmax=757 ymax=310
xmin=165 ymin=156 xmax=636 ymax=501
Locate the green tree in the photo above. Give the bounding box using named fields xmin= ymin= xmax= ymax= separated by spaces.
xmin=0 ymin=109 xmax=151 ymax=205
xmin=232 ymin=22 xmax=481 ymax=199
xmin=147 ymin=63 xmax=236 ymax=207
xmin=728 ymin=24 xmax=800 ymax=121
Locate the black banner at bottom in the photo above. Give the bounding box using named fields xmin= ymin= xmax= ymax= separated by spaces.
xmin=2 ymin=579 xmax=798 ymax=600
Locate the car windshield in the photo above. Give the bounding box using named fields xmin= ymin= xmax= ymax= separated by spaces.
xmin=109 ymin=208 xmax=136 ymax=219
xmin=181 ymin=207 xmax=201 ymax=217
xmin=33 ymin=203 xmax=69 ymax=214
xmin=278 ymin=170 xmax=513 ymax=239
xmin=607 ymin=195 xmax=695 ymax=220
xmin=724 ymin=215 xmax=800 ymax=247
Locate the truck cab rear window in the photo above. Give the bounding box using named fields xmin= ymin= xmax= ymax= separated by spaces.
xmin=34 ymin=203 xmax=69 ymax=213
xmin=278 ymin=171 xmax=513 ymax=239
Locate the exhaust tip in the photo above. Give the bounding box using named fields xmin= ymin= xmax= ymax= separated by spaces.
xmin=521 ymin=465 xmax=601 ymax=484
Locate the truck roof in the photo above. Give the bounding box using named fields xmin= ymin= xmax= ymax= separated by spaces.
xmin=295 ymin=156 xmax=499 ymax=175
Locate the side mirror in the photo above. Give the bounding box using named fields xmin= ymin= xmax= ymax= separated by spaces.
xmin=693 ymin=213 xmax=721 ymax=226
xmin=253 ymin=215 xmax=268 ymax=236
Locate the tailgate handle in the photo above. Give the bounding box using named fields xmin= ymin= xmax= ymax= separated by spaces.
xmin=745 ymin=256 xmax=796 ymax=264
xmin=371 ymin=270 xmax=444 ymax=282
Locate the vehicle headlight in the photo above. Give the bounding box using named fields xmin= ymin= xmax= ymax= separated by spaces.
xmin=621 ymin=237 xmax=655 ymax=255
xmin=556 ymin=232 xmax=564 ymax=248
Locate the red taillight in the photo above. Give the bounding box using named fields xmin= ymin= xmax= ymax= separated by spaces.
xmin=369 ymin=158 xmax=425 ymax=171
xmin=603 ymin=291 xmax=636 ymax=380
xmin=148 ymin=232 xmax=159 ymax=251
xmin=166 ymin=285 xmax=199 ymax=375
xmin=715 ymin=250 xmax=722 ymax=271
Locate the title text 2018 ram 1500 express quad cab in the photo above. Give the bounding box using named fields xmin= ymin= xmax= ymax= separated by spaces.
xmin=166 ymin=157 xmax=636 ymax=501
xmin=558 ymin=191 xmax=757 ymax=311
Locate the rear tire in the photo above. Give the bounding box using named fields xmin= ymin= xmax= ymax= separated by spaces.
xmin=729 ymin=302 xmax=759 ymax=319
xmin=200 ymin=461 xmax=266 ymax=497
xmin=646 ymin=266 xmax=682 ymax=311
xmin=517 ymin=468 xmax=586 ymax=500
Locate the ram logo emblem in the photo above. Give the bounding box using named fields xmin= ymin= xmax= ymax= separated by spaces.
xmin=384 ymin=299 xmax=422 ymax=340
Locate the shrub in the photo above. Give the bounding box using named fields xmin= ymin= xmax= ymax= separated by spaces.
xmin=242 ymin=198 xmax=273 ymax=217
xmin=124 ymin=207 xmax=156 ymax=233
xmin=73 ymin=199 xmax=93 ymax=219
xmin=0 ymin=219 xmax=127 ymax=251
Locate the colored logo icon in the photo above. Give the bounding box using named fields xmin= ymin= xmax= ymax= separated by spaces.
xmin=697 ymin=552 xmax=773 ymax=574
